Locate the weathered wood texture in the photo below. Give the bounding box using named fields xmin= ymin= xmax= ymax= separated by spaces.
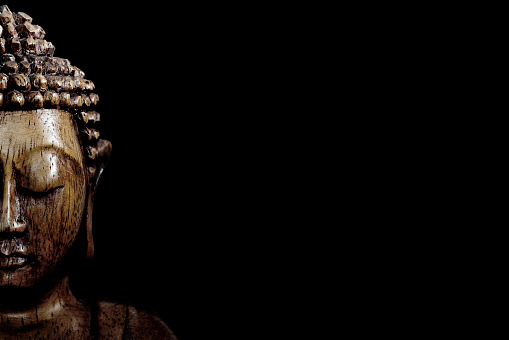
xmin=0 ymin=5 xmax=177 ymax=339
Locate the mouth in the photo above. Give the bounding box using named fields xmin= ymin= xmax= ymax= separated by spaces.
xmin=0 ymin=238 xmax=33 ymax=270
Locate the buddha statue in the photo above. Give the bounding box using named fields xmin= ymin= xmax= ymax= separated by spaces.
xmin=0 ymin=5 xmax=177 ymax=339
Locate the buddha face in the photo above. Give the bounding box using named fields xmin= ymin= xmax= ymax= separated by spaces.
xmin=0 ymin=109 xmax=87 ymax=288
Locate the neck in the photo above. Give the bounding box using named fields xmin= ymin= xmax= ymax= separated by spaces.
xmin=0 ymin=275 xmax=78 ymax=330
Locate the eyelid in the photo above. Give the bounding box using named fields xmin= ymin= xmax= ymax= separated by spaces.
xmin=15 ymin=151 xmax=67 ymax=192
xmin=16 ymin=173 xmax=64 ymax=193
xmin=17 ymin=185 xmax=65 ymax=198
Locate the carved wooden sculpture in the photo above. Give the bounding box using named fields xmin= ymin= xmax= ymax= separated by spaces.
xmin=0 ymin=5 xmax=177 ymax=339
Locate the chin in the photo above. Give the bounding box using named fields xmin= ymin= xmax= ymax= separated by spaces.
xmin=0 ymin=261 xmax=40 ymax=288
xmin=0 ymin=256 xmax=66 ymax=290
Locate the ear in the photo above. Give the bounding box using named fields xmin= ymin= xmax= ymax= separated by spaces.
xmin=85 ymin=139 xmax=112 ymax=259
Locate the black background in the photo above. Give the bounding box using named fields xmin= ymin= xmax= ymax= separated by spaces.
xmin=2 ymin=2 xmax=234 ymax=339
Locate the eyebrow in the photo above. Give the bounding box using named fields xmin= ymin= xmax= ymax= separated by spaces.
xmin=16 ymin=145 xmax=82 ymax=168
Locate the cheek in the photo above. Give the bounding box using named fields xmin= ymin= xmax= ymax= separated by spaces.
xmin=24 ymin=175 xmax=87 ymax=257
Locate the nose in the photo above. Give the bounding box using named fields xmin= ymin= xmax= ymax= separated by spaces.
xmin=0 ymin=174 xmax=26 ymax=234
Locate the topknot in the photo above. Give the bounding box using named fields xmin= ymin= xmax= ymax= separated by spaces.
xmin=1 ymin=4 xmax=103 ymax=169
xmin=0 ymin=4 xmax=100 ymax=113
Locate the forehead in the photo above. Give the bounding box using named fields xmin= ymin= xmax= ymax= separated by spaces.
xmin=0 ymin=109 xmax=82 ymax=165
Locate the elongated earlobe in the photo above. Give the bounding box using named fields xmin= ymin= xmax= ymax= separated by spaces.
xmin=85 ymin=193 xmax=95 ymax=259
xmin=85 ymin=139 xmax=112 ymax=260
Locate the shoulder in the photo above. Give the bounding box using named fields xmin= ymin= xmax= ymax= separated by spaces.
xmin=125 ymin=305 xmax=178 ymax=340
xmin=97 ymin=300 xmax=177 ymax=340
xmin=97 ymin=301 xmax=128 ymax=339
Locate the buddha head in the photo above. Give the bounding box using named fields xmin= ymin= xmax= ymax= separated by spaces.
xmin=0 ymin=5 xmax=111 ymax=289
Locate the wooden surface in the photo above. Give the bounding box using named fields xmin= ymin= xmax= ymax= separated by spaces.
xmin=0 ymin=108 xmax=175 ymax=339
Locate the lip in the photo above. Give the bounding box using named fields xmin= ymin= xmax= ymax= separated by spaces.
xmin=0 ymin=254 xmax=31 ymax=269
xmin=1 ymin=238 xmax=28 ymax=255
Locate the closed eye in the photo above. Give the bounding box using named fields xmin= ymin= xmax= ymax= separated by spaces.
xmin=17 ymin=185 xmax=65 ymax=199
